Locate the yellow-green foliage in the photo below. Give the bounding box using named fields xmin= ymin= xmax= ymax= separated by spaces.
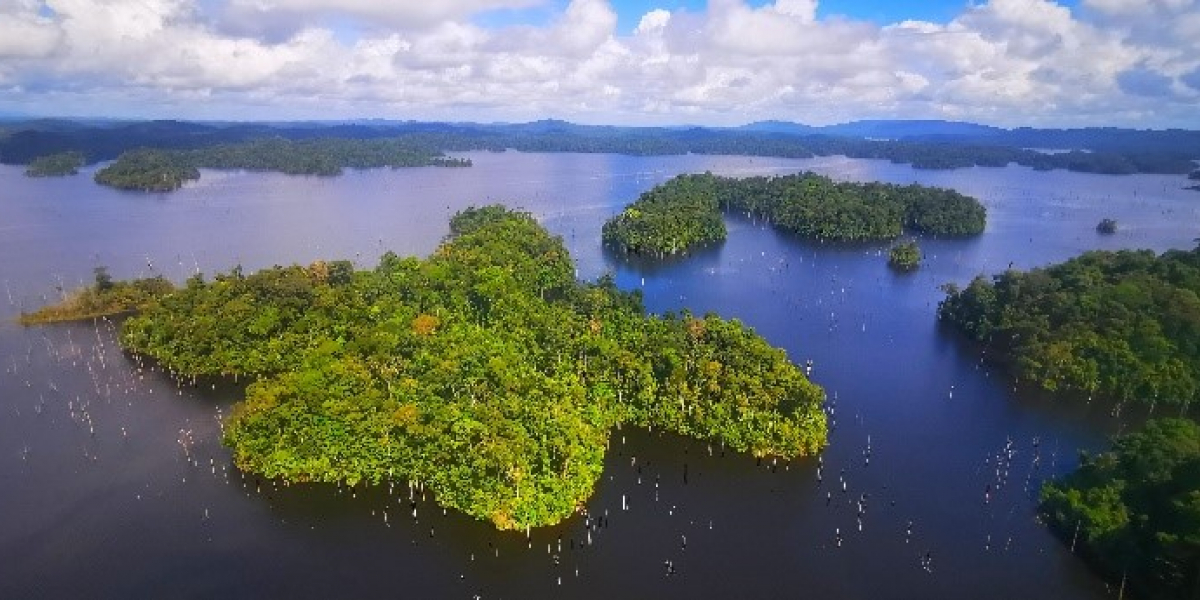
xmin=118 ymin=206 xmax=827 ymax=530
xmin=19 ymin=271 xmax=174 ymax=324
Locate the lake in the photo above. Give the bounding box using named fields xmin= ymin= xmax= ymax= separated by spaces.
xmin=1 ymin=152 xmax=1197 ymax=599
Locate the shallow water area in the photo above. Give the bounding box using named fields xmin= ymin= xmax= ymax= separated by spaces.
xmin=1 ymin=152 xmax=1197 ymax=598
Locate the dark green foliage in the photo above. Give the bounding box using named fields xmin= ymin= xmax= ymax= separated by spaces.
xmin=603 ymin=172 xmax=985 ymax=255
xmin=889 ymin=241 xmax=921 ymax=271
xmin=1041 ymin=419 xmax=1200 ymax=599
xmin=1097 ymin=218 xmax=1118 ymax=234
xmin=182 ymin=137 xmax=470 ymax=176
xmin=938 ymin=244 xmax=1200 ymax=408
xmin=601 ymin=174 xmax=726 ymax=256
xmin=111 ymin=207 xmax=825 ymax=530
xmin=93 ymin=138 xmax=469 ymax=191
xmin=25 ymin=151 xmax=84 ymax=177
xmin=94 ymin=148 xmax=200 ymax=191
xmin=3 ymin=119 xmax=1196 ymax=176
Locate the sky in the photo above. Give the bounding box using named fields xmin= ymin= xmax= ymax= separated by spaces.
xmin=0 ymin=0 xmax=1198 ymax=128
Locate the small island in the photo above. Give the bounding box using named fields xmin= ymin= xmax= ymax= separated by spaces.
xmin=937 ymin=244 xmax=1200 ymax=410
xmin=27 ymin=206 xmax=827 ymax=530
xmin=1040 ymin=418 xmax=1200 ymax=600
xmin=888 ymin=240 xmax=922 ymax=271
xmin=94 ymin=137 xmax=471 ymax=191
xmin=603 ymin=172 xmax=985 ymax=257
xmin=95 ymin=148 xmax=201 ymax=191
xmin=25 ymin=151 xmax=85 ymax=177
xmin=1096 ymin=218 xmax=1118 ymax=234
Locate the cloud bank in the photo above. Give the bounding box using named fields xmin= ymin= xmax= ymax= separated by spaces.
xmin=0 ymin=0 xmax=1197 ymax=127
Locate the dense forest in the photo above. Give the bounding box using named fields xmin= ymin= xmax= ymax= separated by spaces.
xmin=44 ymin=206 xmax=829 ymax=530
xmin=888 ymin=241 xmax=922 ymax=271
xmin=93 ymin=148 xmax=201 ymax=191
xmin=92 ymin=138 xmax=470 ymax=190
xmin=3 ymin=119 xmax=1196 ymax=177
xmin=603 ymin=172 xmax=985 ymax=256
xmin=1041 ymin=419 xmax=1200 ymax=600
xmin=24 ymin=150 xmax=84 ymax=177
xmin=937 ymin=244 xmax=1200 ymax=410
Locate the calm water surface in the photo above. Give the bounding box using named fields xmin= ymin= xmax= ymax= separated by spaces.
xmin=1 ymin=152 xmax=1197 ymax=599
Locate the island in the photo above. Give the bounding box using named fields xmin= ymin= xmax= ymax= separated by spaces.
xmin=937 ymin=244 xmax=1200 ymax=411
xmin=1095 ymin=218 xmax=1118 ymax=234
xmin=94 ymin=137 xmax=471 ymax=191
xmin=888 ymin=240 xmax=922 ymax=271
xmin=1040 ymin=418 xmax=1200 ymax=600
xmin=25 ymin=150 xmax=85 ymax=177
xmin=25 ymin=206 xmax=827 ymax=530
xmin=94 ymin=148 xmax=201 ymax=191
xmin=603 ymin=172 xmax=985 ymax=256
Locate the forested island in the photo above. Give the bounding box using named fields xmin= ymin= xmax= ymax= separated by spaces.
xmin=603 ymin=172 xmax=985 ymax=256
xmin=24 ymin=150 xmax=84 ymax=177
xmin=888 ymin=241 xmax=922 ymax=271
xmin=93 ymin=138 xmax=470 ymax=191
xmin=937 ymin=244 xmax=1200 ymax=410
xmin=1096 ymin=218 xmax=1118 ymax=235
xmin=25 ymin=207 xmax=826 ymax=529
xmin=1041 ymin=419 xmax=1200 ymax=600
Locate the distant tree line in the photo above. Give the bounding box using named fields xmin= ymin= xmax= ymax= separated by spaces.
xmin=92 ymin=137 xmax=470 ymax=191
xmin=2 ymin=119 xmax=1196 ymax=177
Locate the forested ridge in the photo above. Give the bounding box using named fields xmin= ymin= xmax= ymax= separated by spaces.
xmin=93 ymin=138 xmax=469 ymax=191
xmin=5 ymin=119 xmax=1196 ymax=178
xmin=603 ymin=172 xmax=985 ymax=256
xmin=1041 ymin=419 xmax=1200 ymax=600
xmin=84 ymin=206 xmax=828 ymax=530
xmin=938 ymin=244 xmax=1200 ymax=411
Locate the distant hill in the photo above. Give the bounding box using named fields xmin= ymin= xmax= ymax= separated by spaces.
xmin=1 ymin=118 xmax=1196 ymax=177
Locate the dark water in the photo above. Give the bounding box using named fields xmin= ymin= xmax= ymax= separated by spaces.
xmin=1 ymin=152 xmax=1196 ymax=599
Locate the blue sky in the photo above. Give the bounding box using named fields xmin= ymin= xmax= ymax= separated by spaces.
xmin=0 ymin=0 xmax=1196 ymax=127
xmin=479 ymin=1 xmax=1088 ymax=33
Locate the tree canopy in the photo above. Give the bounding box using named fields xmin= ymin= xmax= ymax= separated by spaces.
xmin=938 ymin=244 xmax=1200 ymax=410
xmin=603 ymin=172 xmax=985 ymax=256
xmin=93 ymin=137 xmax=469 ymax=191
xmin=25 ymin=151 xmax=84 ymax=177
xmin=1041 ymin=419 xmax=1200 ymax=600
xmin=888 ymin=240 xmax=922 ymax=271
xmin=103 ymin=206 xmax=826 ymax=530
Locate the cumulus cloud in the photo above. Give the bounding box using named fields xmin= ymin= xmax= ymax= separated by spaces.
xmin=0 ymin=0 xmax=1197 ymax=126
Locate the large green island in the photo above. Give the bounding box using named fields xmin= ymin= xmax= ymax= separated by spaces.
xmin=94 ymin=137 xmax=471 ymax=191
xmin=602 ymin=172 xmax=986 ymax=257
xmin=25 ymin=207 xmax=826 ymax=530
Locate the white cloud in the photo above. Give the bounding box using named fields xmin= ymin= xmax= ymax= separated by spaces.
xmin=0 ymin=0 xmax=1197 ymax=127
